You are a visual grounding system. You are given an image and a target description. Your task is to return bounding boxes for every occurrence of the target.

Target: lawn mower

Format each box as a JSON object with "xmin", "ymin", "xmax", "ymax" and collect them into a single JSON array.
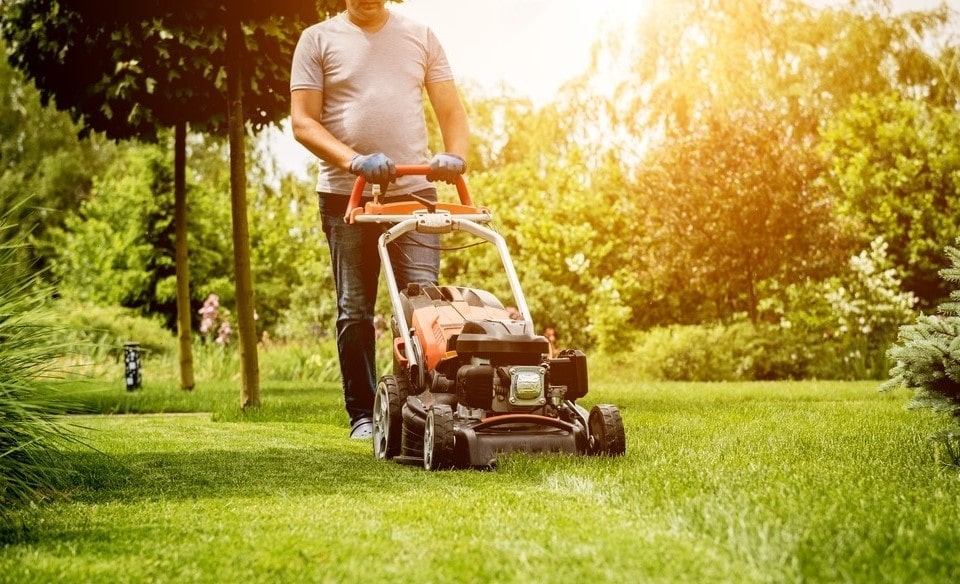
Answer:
[{"xmin": 347, "ymin": 166, "xmax": 626, "ymax": 470}]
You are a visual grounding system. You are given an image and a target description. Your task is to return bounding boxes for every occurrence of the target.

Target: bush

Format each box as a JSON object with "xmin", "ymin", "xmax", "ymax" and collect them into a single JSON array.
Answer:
[
  {"xmin": 630, "ymin": 324, "xmax": 739, "ymax": 381},
  {"xmin": 883, "ymin": 238, "xmax": 960, "ymax": 416},
  {"xmin": 51, "ymin": 299, "xmax": 175, "ymax": 366},
  {"xmin": 625, "ymin": 322, "xmax": 808, "ymax": 382},
  {"xmin": 0, "ymin": 225, "xmax": 83, "ymax": 534},
  {"xmin": 619, "ymin": 319, "xmax": 889, "ymax": 382}
]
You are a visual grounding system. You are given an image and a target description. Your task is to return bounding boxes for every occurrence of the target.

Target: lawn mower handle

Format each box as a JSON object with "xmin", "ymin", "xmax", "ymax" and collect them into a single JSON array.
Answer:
[{"xmin": 346, "ymin": 165, "xmax": 472, "ymax": 218}]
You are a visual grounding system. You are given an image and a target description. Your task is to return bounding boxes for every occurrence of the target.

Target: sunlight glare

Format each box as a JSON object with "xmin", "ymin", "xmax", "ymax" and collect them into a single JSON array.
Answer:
[{"xmin": 391, "ymin": 0, "xmax": 651, "ymax": 105}]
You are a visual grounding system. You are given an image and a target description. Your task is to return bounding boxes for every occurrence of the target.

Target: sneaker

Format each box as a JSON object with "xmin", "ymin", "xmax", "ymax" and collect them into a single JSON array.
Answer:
[{"xmin": 350, "ymin": 416, "xmax": 373, "ymax": 440}]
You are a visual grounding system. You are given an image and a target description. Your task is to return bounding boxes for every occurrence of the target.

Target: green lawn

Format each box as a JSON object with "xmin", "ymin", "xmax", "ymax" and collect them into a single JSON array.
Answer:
[{"xmin": 2, "ymin": 379, "xmax": 958, "ymax": 583}]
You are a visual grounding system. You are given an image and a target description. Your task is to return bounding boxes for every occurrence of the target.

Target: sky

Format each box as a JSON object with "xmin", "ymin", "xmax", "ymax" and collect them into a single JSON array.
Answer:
[
  {"xmin": 391, "ymin": 0, "xmax": 649, "ymax": 106},
  {"xmin": 274, "ymin": 0, "xmax": 957, "ymax": 176}
]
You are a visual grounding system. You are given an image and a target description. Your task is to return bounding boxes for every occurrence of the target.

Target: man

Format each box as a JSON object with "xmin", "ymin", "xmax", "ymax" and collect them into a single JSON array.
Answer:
[{"xmin": 290, "ymin": 0, "xmax": 470, "ymax": 439}]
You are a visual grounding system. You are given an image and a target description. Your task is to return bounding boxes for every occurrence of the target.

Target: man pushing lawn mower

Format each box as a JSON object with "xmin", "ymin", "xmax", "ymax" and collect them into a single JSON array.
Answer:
[
  {"xmin": 290, "ymin": 1, "xmax": 625, "ymax": 467},
  {"xmin": 290, "ymin": 0, "xmax": 469, "ymax": 440}
]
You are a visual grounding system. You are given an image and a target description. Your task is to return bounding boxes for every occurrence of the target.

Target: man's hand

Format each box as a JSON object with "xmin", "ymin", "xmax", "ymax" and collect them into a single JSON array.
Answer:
[
  {"xmin": 427, "ymin": 153, "xmax": 466, "ymax": 184},
  {"xmin": 349, "ymin": 152, "xmax": 396, "ymax": 184}
]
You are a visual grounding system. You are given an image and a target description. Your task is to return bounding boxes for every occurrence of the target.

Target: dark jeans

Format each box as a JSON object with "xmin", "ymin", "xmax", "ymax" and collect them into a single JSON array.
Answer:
[{"xmin": 318, "ymin": 190, "xmax": 440, "ymax": 424}]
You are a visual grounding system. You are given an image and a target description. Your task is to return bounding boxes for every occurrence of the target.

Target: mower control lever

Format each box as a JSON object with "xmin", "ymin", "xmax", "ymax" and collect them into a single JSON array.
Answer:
[{"xmin": 408, "ymin": 192, "xmax": 437, "ymax": 213}]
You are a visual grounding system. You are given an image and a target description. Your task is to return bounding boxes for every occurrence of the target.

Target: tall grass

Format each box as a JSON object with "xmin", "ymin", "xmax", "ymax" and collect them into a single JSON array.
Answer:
[{"xmin": 0, "ymin": 225, "xmax": 84, "ymax": 535}]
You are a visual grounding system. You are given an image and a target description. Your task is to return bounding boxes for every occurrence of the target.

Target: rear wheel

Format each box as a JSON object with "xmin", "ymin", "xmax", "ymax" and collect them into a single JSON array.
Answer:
[
  {"xmin": 373, "ymin": 375, "xmax": 406, "ymax": 460},
  {"xmin": 588, "ymin": 404, "xmax": 626, "ymax": 456},
  {"xmin": 423, "ymin": 404, "xmax": 455, "ymax": 470}
]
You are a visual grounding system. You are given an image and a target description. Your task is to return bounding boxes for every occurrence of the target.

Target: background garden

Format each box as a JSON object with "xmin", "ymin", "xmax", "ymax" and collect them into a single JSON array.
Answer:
[{"xmin": 2, "ymin": 0, "xmax": 960, "ymax": 581}]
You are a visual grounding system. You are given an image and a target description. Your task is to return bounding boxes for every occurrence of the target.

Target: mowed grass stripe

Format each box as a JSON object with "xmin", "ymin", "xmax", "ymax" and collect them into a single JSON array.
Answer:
[{"xmin": 1, "ymin": 381, "xmax": 957, "ymax": 583}]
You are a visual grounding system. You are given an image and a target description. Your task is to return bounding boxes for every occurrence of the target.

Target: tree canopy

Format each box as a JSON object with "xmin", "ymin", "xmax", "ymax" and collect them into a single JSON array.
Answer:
[{"xmin": 1, "ymin": 0, "xmax": 329, "ymax": 140}]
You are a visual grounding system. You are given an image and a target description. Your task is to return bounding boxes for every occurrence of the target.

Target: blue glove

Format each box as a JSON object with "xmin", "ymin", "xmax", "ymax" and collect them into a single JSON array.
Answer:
[
  {"xmin": 427, "ymin": 152, "xmax": 466, "ymax": 184},
  {"xmin": 349, "ymin": 152, "xmax": 396, "ymax": 184}
]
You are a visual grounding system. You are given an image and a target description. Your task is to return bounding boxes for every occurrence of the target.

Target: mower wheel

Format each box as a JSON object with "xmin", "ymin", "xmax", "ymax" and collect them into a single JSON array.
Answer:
[
  {"xmin": 423, "ymin": 404, "xmax": 455, "ymax": 470},
  {"xmin": 373, "ymin": 375, "xmax": 405, "ymax": 460},
  {"xmin": 588, "ymin": 404, "xmax": 626, "ymax": 456}
]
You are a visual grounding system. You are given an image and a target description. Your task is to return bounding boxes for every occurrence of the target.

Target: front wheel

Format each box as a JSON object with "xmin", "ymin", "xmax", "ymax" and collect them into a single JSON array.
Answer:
[
  {"xmin": 373, "ymin": 375, "xmax": 405, "ymax": 460},
  {"xmin": 588, "ymin": 404, "xmax": 626, "ymax": 456},
  {"xmin": 423, "ymin": 404, "xmax": 455, "ymax": 470}
]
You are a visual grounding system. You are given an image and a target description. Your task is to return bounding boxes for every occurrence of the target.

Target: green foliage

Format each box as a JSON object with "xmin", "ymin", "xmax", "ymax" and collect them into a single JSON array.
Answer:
[
  {"xmin": 0, "ymin": 221, "xmax": 82, "ymax": 533},
  {"xmin": 439, "ymin": 142, "xmax": 647, "ymax": 350},
  {"xmin": 624, "ymin": 237, "xmax": 919, "ymax": 381},
  {"xmin": 248, "ymin": 173, "xmax": 334, "ymax": 340},
  {"xmin": 44, "ymin": 131, "xmax": 337, "ymax": 340},
  {"xmin": 822, "ymin": 236, "xmax": 919, "ymax": 374},
  {"xmin": 568, "ymin": 0, "xmax": 959, "ymax": 327},
  {"xmin": 0, "ymin": 0, "xmax": 339, "ymax": 140},
  {"xmin": 625, "ymin": 321, "xmax": 817, "ymax": 382},
  {"xmin": 632, "ymin": 107, "xmax": 848, "ymax": 324},
  {"xmin": 591, "ymin": 0, "xmax": 956, "ymax": 144},
  {"xmin": 883, "ymin": 239, "xmax": 960, "ymax": 426},
  {"xmin": 47, "ymin": 135, "xmax": 240, "ymax": 329},
  {"xmin": 50, "ymin": 143, "xmax": 173, "ymax": 309},
  {"xmin": 51, "ymin": 299, "xmax": 175, "ymax": 360},
  {"xmin": 632, "ymin": 323, "xmax": 743, "ymax": 381},
  {"xmin": 0, "ymin": 39, "xmax": 118, "ymax": 269},
  {"xmin": 756, "ymin": 236, "xmax": 919, "ymax": 379},
  {"xmin": 820, "ymin": 92, "xmax": 960, "ymax": 307}
]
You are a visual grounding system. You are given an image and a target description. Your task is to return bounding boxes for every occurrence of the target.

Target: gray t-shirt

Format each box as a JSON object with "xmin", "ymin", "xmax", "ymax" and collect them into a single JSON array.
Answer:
[{"xmin": 290, "ymin": 10, "xmax": 454, "ymax": 196}]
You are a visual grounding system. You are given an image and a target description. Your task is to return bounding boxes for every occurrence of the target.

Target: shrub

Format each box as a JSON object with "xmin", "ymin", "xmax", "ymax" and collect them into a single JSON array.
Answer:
[
  {"xmin": 630, "ymin": 324, "xmax": 738, "ymax": 381},
  {"xmin": 46, "ymin": 299, "xmax": 174, "ymax": 379},
  {"xmin": 0, "ymin": 225, "xmax": 82, "ymax": 534},
  {"xmin": 625, "ymin": 321, "xmax": 813, "ymax": 382},
  {"xmin": 52, "ymin": 299, "xmax": 174, "ymax": 356},
  {"xmin": 883, "ymin": 238, "xmax": 960, "ymax": 416}
]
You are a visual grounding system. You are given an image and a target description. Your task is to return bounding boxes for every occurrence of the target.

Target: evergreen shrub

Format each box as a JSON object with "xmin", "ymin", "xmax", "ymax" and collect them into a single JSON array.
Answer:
[
  {"xmin": 883, "ymin": 240, "xmax": 960, "ymax": 407},
  {"xmin": 883, "ymin": 239, "xmax": 960, "ymax": 461}
]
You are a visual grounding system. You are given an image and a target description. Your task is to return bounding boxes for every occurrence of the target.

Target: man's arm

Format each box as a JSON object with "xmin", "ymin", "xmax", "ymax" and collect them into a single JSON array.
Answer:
[
  {"xmin": 425, "ymin": 80, "xmax": 470, "ymax": 160},
  {"xmin": 290, "ymin": 88, "xmax": 356, "ymax": 171}
]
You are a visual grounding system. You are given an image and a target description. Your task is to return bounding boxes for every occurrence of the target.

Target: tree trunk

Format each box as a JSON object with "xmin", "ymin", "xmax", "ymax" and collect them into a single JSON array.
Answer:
[
  {"xmin": 226, "ymin": 17, "xmax": 260, "ymax": 408},
  {"xmin": 174, "ymin": 120, "xmax": 196, "ymax": 390}
]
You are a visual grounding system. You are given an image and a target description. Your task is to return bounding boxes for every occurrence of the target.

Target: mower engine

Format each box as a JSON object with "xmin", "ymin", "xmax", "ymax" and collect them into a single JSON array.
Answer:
[{"xmin": 452, "ymin": 319, "xmax": 589, "ymax": 419}]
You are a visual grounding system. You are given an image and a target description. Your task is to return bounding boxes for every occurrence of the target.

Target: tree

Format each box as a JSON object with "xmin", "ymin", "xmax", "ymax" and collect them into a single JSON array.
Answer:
[
  {"xmin": 632, "ymin": 107, "xmax": 849, "ymax": 324},
  {"xmin": 0, "ymin": 39, "xmax": 117, "ymax": 266},
  {"xmin": 552, "ymin": 0, "xmax": 959, "ymax": 326},
  {"xmin": 819, "ymin": 92, "xmax": 960, "ymax": 308},
  {"xmin": 436, "ymin": 95, "xmax": 649, "ymax": 348},
  {"xmin": 1, "ymin": 0, "xmax": 339, "ymax": 407},
  {"xmin": 48, "ymin": 138, "xmax": 238, "ymax": 327},
  {"xmin": 588, "ymin": 0, "xmax": 957, "ymax": 147}
]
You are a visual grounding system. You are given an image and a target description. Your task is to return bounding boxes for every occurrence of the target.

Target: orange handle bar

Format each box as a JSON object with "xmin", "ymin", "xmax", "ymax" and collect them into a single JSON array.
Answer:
[{"xmin": 347, "ymin": 165, "xmax": 472, "ymax": 217}]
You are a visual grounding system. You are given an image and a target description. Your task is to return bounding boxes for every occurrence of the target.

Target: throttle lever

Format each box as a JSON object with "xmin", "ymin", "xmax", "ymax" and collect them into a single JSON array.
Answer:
[{"xmin": 409, "ymin": 192, "xmax": 437, "ymax": 213}]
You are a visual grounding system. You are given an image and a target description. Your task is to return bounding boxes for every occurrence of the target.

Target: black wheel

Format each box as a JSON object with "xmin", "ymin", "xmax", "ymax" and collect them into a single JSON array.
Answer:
[
  {"xmin": 373, "ymin": 375, "xmax": 406, "ymax": 460},
  {"xmin": 423, "ymin": 404, "xmax": 455, "ymax": 470},
  {"xmin": 588, "ymin": 404, "xmax": 626, "ymax": 456}
]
